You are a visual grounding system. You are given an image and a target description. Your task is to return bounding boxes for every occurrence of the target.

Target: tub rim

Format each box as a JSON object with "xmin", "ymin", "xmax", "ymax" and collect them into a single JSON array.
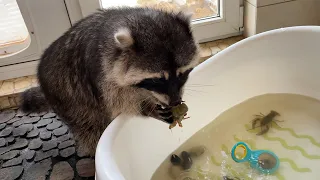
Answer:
[{"xmin": 95, "ymin": 26, "xmax": 320, "ymax": 180}]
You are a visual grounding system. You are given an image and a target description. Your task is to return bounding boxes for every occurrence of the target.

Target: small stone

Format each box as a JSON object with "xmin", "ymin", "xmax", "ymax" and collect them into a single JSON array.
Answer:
[
  {"xmin": 76, "ymin": 158, "xmax": 95, "ymax": 177},
  {"xmin": 42, "ymin": 140, "xmax": 58, "ymax": 151},
  {"xmin": 53, "ymin": 126, "xmax": 68, "ymax": 136},
  {"xmin": 25, "ymin": 158, "xmax": 52, "ymax": 180},
  {"xmin": 0, "ymin": 110, "xmax": 15, "ymax": 124},
  {"xmin": 58, "ymin": 140, "xmax": 75, "ymax": 149},
  {"xmin": 0, "ymin": 138, "xmax": 5, "ymax": 147},
  {"xmin": 56, "ymin": 134, "xmax": 70, "ymax": 142},
  {"xmin": 2, "ymin": 156, "xmax": 23, "ymax": 167},
  {"xmin": 11, "ymin": 138, "xmax": 28, "ymax": 150},
  {"xmin": 12, "ymin": 120, "xmax": 24, "ymax": 127},
  {"xmin": 43, "ymin": 112, "xmax": 56, "ymax": 119},
  {"xmin": 6, "ymin": 117, "xmax": 20, "ymax": 124},
  {"xmin": 189, "ymin": 145, "xmax": 206, "ymax": 157},
  {"xmin": 29, "ymin": 139, "xmax": 42, "ymax": 150},
  {"xmin": 13, "ymin": 124, "xmax": 33, "ymax": 137},
  {"xmin": 0, "ymin": 127, "xmax": 13, "ymax": 137},
  {"xmin": 0, "ymin": 123, "xmax": 6, "ymax": 130},
  {"xmin": 0, "ymin": 150, "xmax": 19, "ymax": 160},
  {"xmin": 170, "ymin": 154, "xmax": 182, "ymax": 166},
  {"xmin": 168, "ymin": 166, "xmax": 182, "ymax": 179},
  {"xmin": 0, "ymin": 166, "xmax": 24, "ymax": 180},
  {"xmin": 34, "ymin": 149, "xmax": 58, "ymax": 162},
  {"xmin": 181, "ymin": 151, "xmax": 191, "ymax": 159},
  {"xmin": 6, "ymin": 136, "xmax": 15, "ymax": 144},
  {"xmin": 23, "ymin": 117, "xmax": 41, "ymax": 124},
  {"xmin": 36, "ymin": 118, "xmax": 53, "ymax": 128},
  {"xmin": 26, "ymin": 128, "xmax": 39, "ymax": 138},
  {"xmin": 181, "ymin": 151, "xmax": 192, "ymax": 170},
  {"xmin": 182, "ymin": 158, "xmax": 192, "ymax": 170},
  {"xmin": 25, "ymin": 150, "xmax": 35, "ymax": 161},
  {"xmin": 40, "ymin": 131, "xmax": 52, "ymax": 140},
  {"xmin": 50, "ymin": 161, "xmax": 74, "ymax": 180},
  {"xmin": 60, "ymin": 147, "xmax": 75, "ymax": 158},
  {"xmin": 46, "ymin": 121, "xmax": 62, "ymax": 131}
]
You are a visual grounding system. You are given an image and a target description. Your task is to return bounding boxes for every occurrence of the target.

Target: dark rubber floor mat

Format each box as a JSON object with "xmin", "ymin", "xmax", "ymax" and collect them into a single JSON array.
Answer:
[{"xmin": 0, "ymin": 109, "xmax": 95, "ymax": 180}]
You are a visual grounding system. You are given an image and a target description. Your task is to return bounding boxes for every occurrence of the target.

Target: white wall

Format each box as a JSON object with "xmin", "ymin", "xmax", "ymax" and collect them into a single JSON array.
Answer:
[{"xmin": 244, "ymin": 0, "xmax": 320, "ymax": 37}]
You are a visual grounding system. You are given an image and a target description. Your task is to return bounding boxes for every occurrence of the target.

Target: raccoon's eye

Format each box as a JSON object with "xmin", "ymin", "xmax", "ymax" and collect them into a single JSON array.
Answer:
[{"xmin": 134, "ymin": 78, "xmax": 166, "ymax": 90}]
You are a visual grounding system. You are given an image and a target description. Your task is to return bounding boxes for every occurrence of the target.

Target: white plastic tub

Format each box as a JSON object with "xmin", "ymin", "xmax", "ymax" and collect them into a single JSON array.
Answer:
[{"xmin": 95, "ymin": 26, "xmax": 320, "ymax": 180}]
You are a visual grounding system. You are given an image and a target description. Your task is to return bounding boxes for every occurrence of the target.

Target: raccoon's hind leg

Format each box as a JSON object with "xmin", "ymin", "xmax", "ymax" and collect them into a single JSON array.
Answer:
[
  {"xmin": 60, "ymin": 107, "xmax": 112, "ymax": 157},
  {"xmin": 71, "ymin": 118, "xmax": 110, "ymax": 157}
]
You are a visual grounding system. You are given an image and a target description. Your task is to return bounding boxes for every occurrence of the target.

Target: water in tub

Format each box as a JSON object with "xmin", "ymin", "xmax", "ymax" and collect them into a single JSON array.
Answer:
[{"xmin": 151, "ymin": 93, "xmax": 320, "ymax": 180}]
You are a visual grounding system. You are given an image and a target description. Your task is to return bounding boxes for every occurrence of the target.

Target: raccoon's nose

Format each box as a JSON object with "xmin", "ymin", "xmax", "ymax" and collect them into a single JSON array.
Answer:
[{"xmin": 169, "ymin": 99, "xmax": 182, "ymax": 107}]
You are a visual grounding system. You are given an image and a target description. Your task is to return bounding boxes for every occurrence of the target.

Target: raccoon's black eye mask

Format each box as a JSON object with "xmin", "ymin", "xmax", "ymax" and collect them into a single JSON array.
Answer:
[
  {"xmin": 178, "ymin": 68, "xmax": 193, "ymax": 82},
  {"xmin": 134, "ymin": 68, "xmax": 193, "ymax": 92}
]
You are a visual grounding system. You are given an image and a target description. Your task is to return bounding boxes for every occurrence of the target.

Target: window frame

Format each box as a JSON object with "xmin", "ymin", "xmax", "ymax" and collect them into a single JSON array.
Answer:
[
  {"xmin": 0, "ymin": 0, "xmax": 243, "ymax": 81},
  {"xmin": 191, "ymin": 0, "xmax": 243, "ymax": 43},
  {"xmin": 0, "ymin": 0, "xmax": 40, "ymax": 66},
  {"xmin": 77, "ymin": 0, "xmax": 243, "ymax": 43},
  {"xmin": 0, "ymin": 0, "xmax": 72, "ymax": 81}
]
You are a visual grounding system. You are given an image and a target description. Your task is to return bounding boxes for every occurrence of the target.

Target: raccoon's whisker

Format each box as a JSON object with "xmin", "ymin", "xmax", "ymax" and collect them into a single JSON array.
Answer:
[
  {"xmin": 187, "ymin": 83, "xmax": 215, "ymax": 86},
  {"xmin": 184, "ymin": 88, "xmax": 208, "ymax": 94},
  {"xmin": 140, "ymin": 99, "xmax": 152, "ymax": 111},
  {"xmin": 138, "ymin": 95, "xmax": 155, "ymax": 112},
  {"xmin": 186, "ymin": 85, "xmax": 215, "ymax": 88},
  {"xmin": 184, "ymin": 92, "xmax": 193, "ymax": 97},
  {"xmin": 186, "ymin": 85, "xmax": 215, "ymax": 87}
]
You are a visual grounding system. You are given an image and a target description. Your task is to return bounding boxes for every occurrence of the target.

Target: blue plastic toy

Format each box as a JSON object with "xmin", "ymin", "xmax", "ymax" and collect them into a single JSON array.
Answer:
[{"xmin": 231, "ymin": 141, "xmax": 280, "ymax": 174}]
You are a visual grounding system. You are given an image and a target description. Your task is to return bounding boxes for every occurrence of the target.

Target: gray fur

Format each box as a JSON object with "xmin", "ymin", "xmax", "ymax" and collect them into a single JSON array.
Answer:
[{"xmin": 20, "ymin": 7, "xmax": 199, "ymax": 156}]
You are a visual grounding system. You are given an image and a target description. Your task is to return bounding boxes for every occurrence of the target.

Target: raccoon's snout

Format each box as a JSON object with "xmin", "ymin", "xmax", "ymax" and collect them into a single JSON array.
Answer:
[
  {"xmin": 151, "ymin": 92, "xmax": 182, "ymax": 107},
  {"xmin": 169, "ymin": 97, "xmax": 182, "ymax": 107}
]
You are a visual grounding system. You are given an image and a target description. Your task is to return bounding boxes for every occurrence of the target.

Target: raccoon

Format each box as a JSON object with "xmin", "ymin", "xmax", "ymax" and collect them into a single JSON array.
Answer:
[{"xmin": 20, "ymin": 7, "xmax": 199, "ymax": 156}]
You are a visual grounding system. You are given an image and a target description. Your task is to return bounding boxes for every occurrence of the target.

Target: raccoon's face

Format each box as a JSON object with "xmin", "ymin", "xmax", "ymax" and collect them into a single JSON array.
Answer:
[{"xmin": 111, "ymin": 9, "xmax": 199, "ymax": 107}]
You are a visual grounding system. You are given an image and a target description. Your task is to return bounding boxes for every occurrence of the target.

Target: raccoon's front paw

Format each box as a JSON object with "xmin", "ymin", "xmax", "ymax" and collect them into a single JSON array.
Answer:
[
  {"xmin": 154, "ymin": 105, "xmax": 173, "ymax": 122},
  {"xmin": 145, "ymin": 105, "xmax": 173, "ymax": 124}
]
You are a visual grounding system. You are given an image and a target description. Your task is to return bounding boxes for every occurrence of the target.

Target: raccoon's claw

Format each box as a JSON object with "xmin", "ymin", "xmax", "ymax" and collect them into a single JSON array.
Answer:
[
  {"xmin": 157, "ymin": 109, "xmax": 173, "ymax": 122},
  {"xmin": 151, "ymin": 113, "xmax": 173, "ymax": 124},
  {"xmin": 151, "ymin": 105, "xmax": 173, "ymax": 124},
  {"xmin": 163, "ymin": 117, "xmax": 174, "ymax": 124}
]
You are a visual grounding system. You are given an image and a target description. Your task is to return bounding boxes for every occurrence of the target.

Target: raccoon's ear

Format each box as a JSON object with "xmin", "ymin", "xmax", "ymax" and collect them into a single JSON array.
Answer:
[
  {"xmin": 114, "ymin": 28, "xmax": 134, "ymax": 48},
  {"xmin": 176, "ymin": 11, "xmax": 193, "ymax": 23}
]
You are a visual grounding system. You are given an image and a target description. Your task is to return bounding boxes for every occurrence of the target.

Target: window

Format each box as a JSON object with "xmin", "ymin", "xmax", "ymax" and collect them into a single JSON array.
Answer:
[
  {"xmin": 102, "ymin": 0, "xmax": 219, "ymax": 21},
  {"xmin": 80, "ymin": 0, "xmax": 243, "ymax": 43},
  {"xmin": 0, "ymin": 0, "xmax": 71, "ymax": 81},
  {"xmin": 0, "ymin": 0, "xmax": 242, "ymax": 81},
  {"xmin": 0, "ymin": 0, "xmax": 30, "ymax": 58}
]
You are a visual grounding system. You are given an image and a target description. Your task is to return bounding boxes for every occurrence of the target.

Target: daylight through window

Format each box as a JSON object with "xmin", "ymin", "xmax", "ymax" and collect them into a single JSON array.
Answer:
[{"xmin": 0, "ymin": 0, "xmax": 30, "ymax": 57}]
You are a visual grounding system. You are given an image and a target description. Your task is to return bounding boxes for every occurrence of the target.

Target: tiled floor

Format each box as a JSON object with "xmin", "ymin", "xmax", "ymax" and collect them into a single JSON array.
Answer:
[{"xmin": 0, "ymin": 110, "xmax": 95, "ymax": 180}]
